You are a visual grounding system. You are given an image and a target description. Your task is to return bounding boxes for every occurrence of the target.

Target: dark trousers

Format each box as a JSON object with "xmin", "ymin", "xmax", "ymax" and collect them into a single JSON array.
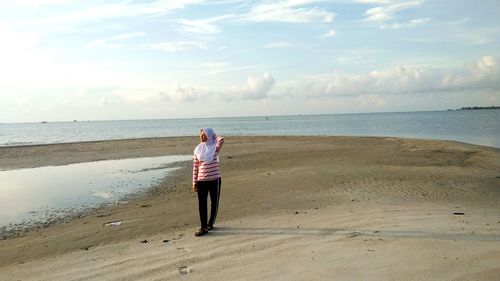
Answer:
[{"xmin": 197, "ymin": 178, "xmax": 221, "ymax": 228}]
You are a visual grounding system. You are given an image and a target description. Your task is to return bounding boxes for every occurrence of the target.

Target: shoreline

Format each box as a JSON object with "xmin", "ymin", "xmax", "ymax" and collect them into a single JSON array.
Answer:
[
  {"xmin": 1, "ymin": 134, "xmax": 499, "ymax": 152},
  {"xmin": 0, "ymin": 136, "xmax": 499, "ymax": 280}
]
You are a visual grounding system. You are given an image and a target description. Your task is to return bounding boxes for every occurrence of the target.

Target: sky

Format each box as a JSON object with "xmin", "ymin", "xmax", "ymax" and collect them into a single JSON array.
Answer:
[{"xmin": 0, "ymin": 0, "xmax": 499, "ymax": 122}]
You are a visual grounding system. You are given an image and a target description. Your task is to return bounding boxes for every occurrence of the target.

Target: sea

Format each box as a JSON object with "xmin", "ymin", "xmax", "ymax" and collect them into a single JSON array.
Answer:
[{"xmin": 1, "ymin": 110, "xmax": 499, "ymax": 148}]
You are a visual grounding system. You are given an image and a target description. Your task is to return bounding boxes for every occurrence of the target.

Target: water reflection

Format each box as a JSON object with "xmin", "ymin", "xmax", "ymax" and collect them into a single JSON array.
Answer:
[{"xmin": 0, "ymin": 155, "xmax": 191, "ymax": 229}]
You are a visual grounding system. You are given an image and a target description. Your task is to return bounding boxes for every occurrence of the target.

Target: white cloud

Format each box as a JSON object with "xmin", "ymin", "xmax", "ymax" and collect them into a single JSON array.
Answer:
[
  {"xmin": 235, "ymin": 72, "xmax": 276, "ymax": 100},
  {"xmin": 22, "ymin": 0, "xmax": 204, "ymax": 27},
  {"xmin": 243, "ymin": 1, "xmax": 334, "ymax": 23},
  {"xmin": 320, "ymin": 29, "xmax": 336, "ymax": 38},
  {"xmin": 85, "ymin": 32, "xmax": 146, "ymax": 49},
  {"xmin": 357, "ymin": 94, "xmax": 388, "ymax": 108},
  {"xmin": 177, "ymin": 14, "xmax": 235, "ymax": 34},
  {"xmin": 99, "ymin": 92, "xmax": 124, "ymax": 106},
  {"xmin": 265, "ymin": 41, "xmax": 294, "ymax": 48},
  {"xmin": 175, "ymin": 0, "xmax": 335, "ymax": 31},
  {"xmin": 10, "ymin": 0, "xmax": 75, "ymax": 6},
  {"xmin": 99, "ymin": 88, "xmax": 151, "ymax": 106},
  {"xmin": 356, "ymin": 0, "xmax": 392, "ymax": 4},
  {"xmin": 446, "ymin": 17, "xmax": 471, "ymax": 26},
  {"xmin": 141, "ymin": 41, "xmax": 207, "ymax": 52},
  {"xmin": 203, "ymin": 64, "xmax": 272, "ymax": 76},
  {"xmin": 364, "ymin": 1, "xmax": 423, "ymax": 22},
  {"xmin": 202, "ymin": 62, "xmax": 230, "ymax": 68},
  {"xmin": 124, "ymin": 73, "xmax": 277, "ymax": 104},
  {"xmin": 380, "ymin": 17, "xmax": 430, "ymax": 29},
  {"xmin": 177, "ymin": 18, "xmax": 221, "ymax": 34},
  {"xmin": 202, "ymin": 61, "xmax": 231, "ymax": 75},
  {"xmin": 288, "ymin": 56, "xmax": 500, "ymax": 97},
  {"xmin": 112, "ymin": 32, "xmax": 147, "ymax": 40},
  {"xmin": 455, "ymin": 32, "xmax": 493, "ymax": 45},
  {"xmin": 362, "ymin": 1, "xmax": 432, "ymax": 30},
  {"xmin": 165, "ymin": 83, "xmax": 198, "ymax": 102}
]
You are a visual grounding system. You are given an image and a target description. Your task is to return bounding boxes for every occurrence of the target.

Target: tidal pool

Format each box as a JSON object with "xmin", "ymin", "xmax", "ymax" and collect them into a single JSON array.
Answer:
[{"xmin": 0, "ymin": 155, "xmax": 191, "ymax": 231}]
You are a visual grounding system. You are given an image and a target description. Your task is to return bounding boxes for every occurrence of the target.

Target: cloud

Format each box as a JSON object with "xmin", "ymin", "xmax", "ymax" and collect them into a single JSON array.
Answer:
[
  {"xmin": 364, "ymin": 1, "xmax": 423, "ymax": 22},
  {"xmin": 22, "ymin": 0, "xmax": 204, "ymax": 27},
  {"xmin": 99, "ymin": 92, "xmax": 125, "ymax": 106},
  {"xmin": 10, "ymin": 0, "xmax": 75, "ymax": 6},
  {"xmin": 85, "ymin": 32, "xmax": 146, "ymax": 49},
  {"xmin": 242, "ymin": 1, "xmax": 334, "ymax": 23},
  {"xmin": 166, "ymin": 83, "xmax": 198, "ymax": 102},
  {"xmin": 361, "ymin": 1, "xmax": 431, "ymax": 30},
  {"xmin": 320, "ymin": 29, "xmax": 337, "ymax": 38},
  {"xmin": 94, "ymin": 56, "xmax": 500, "ymax": 107},
  {"xmin": 203, "ymin": 63, "xmax": 272, "ymax": 76},
  {"xmin": 231, "ymin": 72, "xmax": 276, "ymax": 100},
  {"xmin": 455, "ymin": 32, "xmax": 494, "ymax": 45},
  {"xmin": 156, "ymin": 73, "xmax": 276, "ymax": 103},
  {"xmin": 173, "ymin": 0, "xmax": 335, "ymax": 36},
  {"xmin": 141, "ymin": 41, "xmax": 207, "ymax": 52},
  {"xmin": 99, "ymin": 88, "xmax": 159, "ymax": 106},
  {"xmin": 356, "ymin": 0, "xmax": 392, "ymax": 4},
  {"xmin": 265, "ymin": 41, "xmax": 294, "ymax": 48},
  {"xmin": 177, "ymin": 18, "xmax": 221, "ymax": 34},
  {"xmin": 379, "ymin": 17, "xmax": 430, "ymax": 29},
  {"xmin": 158, "ymin": 83, "xmax": 201, "ymax": 103},
  {"xmin": 176, "ymin": 14, "xmax": 235, "ymax": 35},
  {"xmin": 201, "ymin": 61, "xmax": 231, "ymax": 75},
  {"xmin": 202, "ymin": 62, "xmax": 230, "ymax": 68},
  {"xmin": 289, "ymin": 56, "xmax": 500, "ymax": 97},
  {"xmin": 357, "ymin": 94, "xmax": 388, "ymax": 108}
]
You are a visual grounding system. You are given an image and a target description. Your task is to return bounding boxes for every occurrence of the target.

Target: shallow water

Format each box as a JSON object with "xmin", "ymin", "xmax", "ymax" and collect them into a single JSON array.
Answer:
[{"xmin": 0, "ymin": 155, "xmax": 191, "ymax": 230}]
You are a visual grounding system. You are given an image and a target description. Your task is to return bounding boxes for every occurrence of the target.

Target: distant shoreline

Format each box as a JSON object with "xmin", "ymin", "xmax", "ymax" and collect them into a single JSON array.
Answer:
[
  {"xmin": 454, "ymin": 106, "xmax": 500, "ymax": 110},
  {"xmin": 1, "ymin": 107, "xmax": 499, "ymax": 124}
]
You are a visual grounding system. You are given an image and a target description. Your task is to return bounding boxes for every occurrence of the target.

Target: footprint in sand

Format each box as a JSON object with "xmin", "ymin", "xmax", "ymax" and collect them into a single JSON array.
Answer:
[
  {"xmin": 176, "ymin": 247, "xmax": 192, "ymax": 253},
  {"xmin": 178, "ymin": 266, "xmax": 191, "ymax": 275},
  {"xmin": 345, "ymin": 231, "xmax": 363, "ymax": 238}
]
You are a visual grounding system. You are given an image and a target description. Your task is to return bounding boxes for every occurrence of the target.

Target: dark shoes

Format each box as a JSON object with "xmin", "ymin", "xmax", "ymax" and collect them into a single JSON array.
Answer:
[
  {"xmin": 194, "ymin": 228, "xmax": 209, "ymax": 237},
  {"xmin": 194, "ymin": 225, "xmax": 215, "ymax": 237}
]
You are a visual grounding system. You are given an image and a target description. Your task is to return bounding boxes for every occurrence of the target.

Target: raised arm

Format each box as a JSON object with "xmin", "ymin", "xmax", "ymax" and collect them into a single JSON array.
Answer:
[{"xmin": 216, "ymin": 136, "xmax": 224, "ymax": 153}]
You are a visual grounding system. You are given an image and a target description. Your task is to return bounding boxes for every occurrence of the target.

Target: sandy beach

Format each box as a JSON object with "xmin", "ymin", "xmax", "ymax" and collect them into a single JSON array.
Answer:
[{"xmin": 0, "ymin": 136, "xmax": 499, "ymax": 280}]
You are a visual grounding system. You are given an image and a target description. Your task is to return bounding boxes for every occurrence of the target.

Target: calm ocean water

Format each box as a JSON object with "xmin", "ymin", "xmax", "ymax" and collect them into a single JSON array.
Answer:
[{"xmin": 1, "ymin": 110, "xmax": 499, "ymax": 148}]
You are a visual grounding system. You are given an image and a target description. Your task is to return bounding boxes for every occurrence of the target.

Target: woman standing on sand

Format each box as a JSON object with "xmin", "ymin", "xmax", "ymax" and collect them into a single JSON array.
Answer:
[{"xmin": 192, "ymin": 128, "xmax": 224, "ymax": 237}]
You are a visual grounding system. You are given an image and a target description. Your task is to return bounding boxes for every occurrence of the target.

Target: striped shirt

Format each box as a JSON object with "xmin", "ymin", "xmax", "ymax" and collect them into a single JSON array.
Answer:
[{"xmin": 193, "ymin": 136, "xmax": 224, "ymax": 184}]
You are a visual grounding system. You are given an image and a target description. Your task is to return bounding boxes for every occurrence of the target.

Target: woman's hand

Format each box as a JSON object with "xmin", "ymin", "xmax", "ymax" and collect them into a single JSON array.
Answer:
[{"xmin": 192, "ymin": 183, "xmax": 198, "ymax": 192}]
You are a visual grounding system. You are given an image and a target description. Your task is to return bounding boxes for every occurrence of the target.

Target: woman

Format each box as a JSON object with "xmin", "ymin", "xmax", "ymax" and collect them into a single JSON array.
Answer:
[{"xmin": 192, "ymin": 128, "xmax": 224, "ymax": 237}]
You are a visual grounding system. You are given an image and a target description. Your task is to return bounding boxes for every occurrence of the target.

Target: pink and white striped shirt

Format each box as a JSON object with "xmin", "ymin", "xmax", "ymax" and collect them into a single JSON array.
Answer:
[{"xmin": 193, "ymin": 136, "xmax": 224, "ymax": 184}]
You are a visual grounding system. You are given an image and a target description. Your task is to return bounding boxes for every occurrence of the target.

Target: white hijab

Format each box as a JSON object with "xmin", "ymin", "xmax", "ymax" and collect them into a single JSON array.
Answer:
[{"xmin": 194, "ymin": 128, "xmax": 217, "ymax": 163}]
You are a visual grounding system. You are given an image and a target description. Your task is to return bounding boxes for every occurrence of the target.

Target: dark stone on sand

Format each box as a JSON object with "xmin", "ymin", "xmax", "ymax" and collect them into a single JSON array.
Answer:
[
  {"xmin": 453, "ymin": 212, "xmax": 465, "ymax": 215},
  {"xmin": 141, "ymin": 239, "xmax": 148, "ymax": 243}
]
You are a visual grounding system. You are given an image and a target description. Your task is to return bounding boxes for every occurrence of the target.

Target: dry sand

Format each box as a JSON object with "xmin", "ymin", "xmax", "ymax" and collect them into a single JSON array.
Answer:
[{"xmin": 0, "ymin": 136, "xmax": 499, "ymax": 280}]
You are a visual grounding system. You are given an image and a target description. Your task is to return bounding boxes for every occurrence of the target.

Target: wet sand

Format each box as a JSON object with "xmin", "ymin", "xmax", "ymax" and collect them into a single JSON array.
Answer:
[{"xmin": 0, "ymin": 136, "xmax": 499, "ymax": 280}]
